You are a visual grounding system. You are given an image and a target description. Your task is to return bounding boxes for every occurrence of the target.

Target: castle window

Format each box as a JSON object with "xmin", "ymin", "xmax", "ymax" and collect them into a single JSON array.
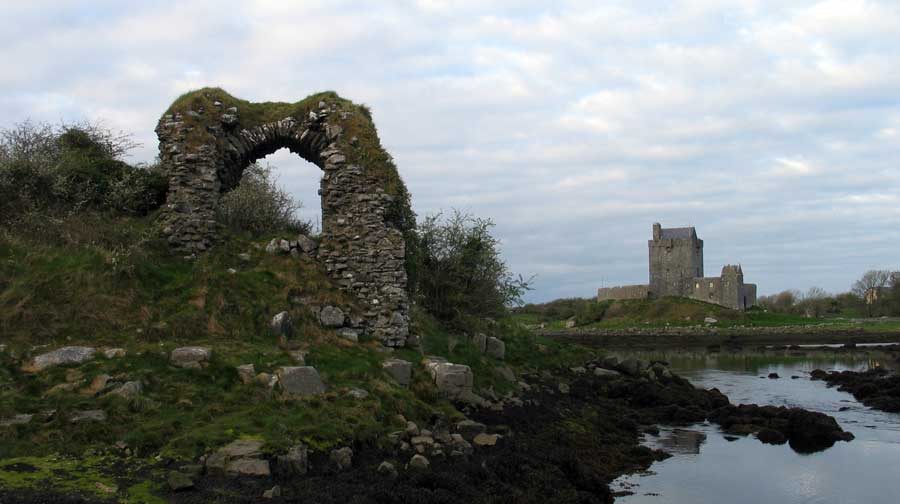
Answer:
[
  {"xmin": 695, "ymin": 282, "xmax": 700, "ymax": 289},
  {"xmin": 709, "ymin": 282, "xmax": 714, "ymax": 289}
]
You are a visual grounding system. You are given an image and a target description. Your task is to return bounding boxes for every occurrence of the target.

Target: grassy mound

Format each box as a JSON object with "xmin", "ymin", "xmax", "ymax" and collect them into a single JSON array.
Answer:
[{"xmin": 0, "ymin": 212, "xmax": 594, "ymax": 501}]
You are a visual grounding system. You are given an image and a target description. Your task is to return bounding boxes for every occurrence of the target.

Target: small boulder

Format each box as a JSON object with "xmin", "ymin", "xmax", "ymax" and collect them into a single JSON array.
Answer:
[
  {"xmin": 337, "ymin": 328, "xmax": 359, "ymax": 342},
  {"xmin": 170, "ymin": 347, "xmax": 212, "ymax": 369},
  {"xmin": 237, "ymin": 364, "xmax": 256, "ymax": 384},
  {"xmin": 107, "ymin": 381, "xmax": 143, "ymax": 400},
  {"xmin": 565, "ymin": 318, "xmax": 576, "ymax": 329},
  {"xmin": 226, "ymin": 458, "xmax": 271, "ymax": 477},
  {"xmin": 262, "ymin": 486, "xmax": 281, "ymax": 499},
  {"xmin": 167, "ymin": 471, "xmax": 194, "ymax": 491},
  {"xmin": 80, "ymin": 374, "xmax": 111, "ymax": 396},
  {"xmin": 69, "ymin": 410, "xmax": 107, "ymax": 424},
  {"xmin": 768, "ymin": 373, "xmax": 780, "ymax": 379},
  {"xmin": 0, "ymin": 414, "xmax": 33, "ymax": 427},
  {"xmin": 347, "ymin": 388, "xmax": 369, "ymax": 399},
  {"xmin": 424, "ymin": 359, "xmax": 473, "ymax": 399},
  {"xmin": 296, "ymin": 235, "xmax": 318, "ymax": 253},
  {"xmin": 276, "ymin": 366, "xmax": 326, "ymax": 397},
  {"xmin": 270, "ymin": 312, "xmax": 293, "ymax": 339},
  {"xmin": 219, "ymin": 439, "xmax": 264, "ymax": 458},
  {"xmin": 456, "ymin": 420, "xmax": 486, "ymax": 441},
  {"xmin": 473, "ymin": 433, "xmax": 500, "ymax": 447},
  {"xmin": 377, "ymin": 461, "xmax": 397, "ymax": 477},
  {"xmin": 409, "ymin": 454, "xmax": 429, "ymax": 470},
  {"xmin": 594, "ymin": 368, "xmax": 622, "ymax": 378},
  {"xmin": 23, "ymin": 346, "xmax": 96, "ymax": 372},
  {"xmin": 330, "ymin": 447, "xmax": 353, "ymax": 471},
  {"xmin": 103, "ymin": 348, "xmax": 126, "ymax": 359},
  {"xmin": 319, "ymin": 306, "xmax": 346, "ymax": 327},
  {"xmin": 276, "ymin": 444, "xmax": 308, "ymax": 477},
  {"xmin": 495, "ymin": 366, "xmax": 516, "ymax": 382},
  {"xmin": 382, "ymin": 358, "xmax": 412, "ymax": 386},
  {"xmin": 486, "ymin": 337, "xmax": 505, "ymax": 360},
  {"xmin": 472, "ymin": 333, "xmax": 487, "ymax": 353},
  {"xmin": 704, "ymin": 317, "xmax": 718, "ymax": 325}
]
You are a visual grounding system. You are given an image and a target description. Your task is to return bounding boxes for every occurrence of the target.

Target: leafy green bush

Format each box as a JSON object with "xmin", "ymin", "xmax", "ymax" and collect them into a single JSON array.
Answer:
[
  {"xmin": 415, "ymin": 210, "xmax": 531, "ymax": 325},
  {"xmin": 0, "ymin": 120, "xmax": 167, "ymax": 221},
  {"xmin": 216, "ymin": 162, "xmax": 311, "ymax": 236}
]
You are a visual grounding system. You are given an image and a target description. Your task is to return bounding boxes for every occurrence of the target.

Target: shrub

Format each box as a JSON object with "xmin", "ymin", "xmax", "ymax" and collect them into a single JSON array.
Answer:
[
  {"xmin": 0, "ymin": 120, "xmax": 166, "ymax": 220},
  {"xmin": 216, "ymin": 162, "xmax": 311, "ymax": 236},
  {"xmin": 415, "ymin": 210, "xmax": 532, "ymax": 324}
]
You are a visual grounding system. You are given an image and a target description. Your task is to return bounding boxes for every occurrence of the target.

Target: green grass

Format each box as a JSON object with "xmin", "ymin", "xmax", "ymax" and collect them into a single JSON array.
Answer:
[
  {"xmin": 514, "ymin": 296, "xmax": 900, "ymax": 331},
  {"xmin": 0, "ymin": 210, "xmax": 597, "ymax": 495}
]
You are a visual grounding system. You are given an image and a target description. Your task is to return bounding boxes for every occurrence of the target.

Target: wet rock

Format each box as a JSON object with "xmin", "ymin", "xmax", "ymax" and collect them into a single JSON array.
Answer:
[
  {"xmin": 270, "ymin": 311, "xmax": 293, "ymax": 339},
  {"xmin": 276, "ymin": 444, "xmax": 308, "ymax": 477},
  {"xmin": 170, "ymin": 347, "xmax": 211, "ymax": 369},
  {"xmin": 167, "ymin": 471, "xmax": 194, "ymax": 491},
  {"xmin": 768, "ymin": 373, "xmax": 780, "ymax": 379},
  {"xmin": 486, "ymin": 337, "xmax": 505, "ymax": 360},
  {"xmin": 23, "ymin": 346, "xmax": 96, "ymax": 372},
  {"xmin": 810, "ymin": 369, "xmax": 828, "ymax": 381},
  {"xmin": 756, "ymin": 428, "xmax": 787, "ymax": 445},
  {"xmin": 382, "ymin": 358, "xmax": 412, "ymax": 387},
  {"xmin": 409, "ymin": 454, "xmax": 429, "ymax": 470},
  {"xmin": 319, "ymin": 306, "xmax": 346, "ymax": 327},
  {"xmin": 330, "ymin": 447, "xmax": 353, "ymax": 470},
  {"xmin": 276, "ymin": 366, "xmax": 325, "ymax": 397},
  {"xmin": 618, "ymin": 359, "xmax": 649, "ymax": 377}
]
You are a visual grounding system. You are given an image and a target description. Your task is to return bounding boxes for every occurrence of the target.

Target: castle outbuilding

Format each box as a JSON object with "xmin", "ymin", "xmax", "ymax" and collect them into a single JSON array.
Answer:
[{"xmin": 598, "ymin": 223, "xmax": 757, "ymax": 310}]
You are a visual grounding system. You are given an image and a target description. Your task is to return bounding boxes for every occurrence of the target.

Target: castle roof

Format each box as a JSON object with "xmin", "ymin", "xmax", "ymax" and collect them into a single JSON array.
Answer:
[{"xmin": 659, "ymin": 227, "xmax": 695, "ymax": 240}]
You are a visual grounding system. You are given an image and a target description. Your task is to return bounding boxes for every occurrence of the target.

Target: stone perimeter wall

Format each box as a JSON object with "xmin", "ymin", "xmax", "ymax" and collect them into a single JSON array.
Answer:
[
  {"xmin": 597, "ymin": 284, "xmax": 650, "ymax": 301},
  {"xmin": 156, "ymin": 97, "xmax": 409, "ymax": 346}
]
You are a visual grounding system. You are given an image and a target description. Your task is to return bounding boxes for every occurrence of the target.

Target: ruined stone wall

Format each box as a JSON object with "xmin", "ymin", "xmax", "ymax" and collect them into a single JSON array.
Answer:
[
  {"xmin": 648, "ymin": 236, "xmax": 704, "ymax": 297},
  {"xmin": 597, "ymin": 284, "xmax": 650, "ymax": 302},
  {"xmin": 743, "ymin": 283, "xmax": 758, "ymax": 309},
  {"xmin": 156, "ymin": 90, "xmax": 410, "ymax": 346}
]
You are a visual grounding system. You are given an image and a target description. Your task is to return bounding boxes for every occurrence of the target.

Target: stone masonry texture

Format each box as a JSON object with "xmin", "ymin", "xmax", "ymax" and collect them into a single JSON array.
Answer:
[{"xmin": 155, "ymin": 89, "xmax": 410, "ymax": 346}]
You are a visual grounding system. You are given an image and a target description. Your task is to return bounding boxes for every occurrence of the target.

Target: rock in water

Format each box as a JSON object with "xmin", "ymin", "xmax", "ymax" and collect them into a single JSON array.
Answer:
[{"xmin": 23, "ymin": 346, "xmax": 96, "ymax": 372}]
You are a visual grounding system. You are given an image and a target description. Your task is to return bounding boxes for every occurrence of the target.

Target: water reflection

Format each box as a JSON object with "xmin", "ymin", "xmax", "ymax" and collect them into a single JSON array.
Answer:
[{"xmin": 610, "ymin": 350, "xmax": 900, "ymax": 504}]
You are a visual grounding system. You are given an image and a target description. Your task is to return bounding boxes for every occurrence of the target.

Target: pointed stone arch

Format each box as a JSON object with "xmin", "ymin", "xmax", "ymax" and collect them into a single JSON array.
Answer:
[{"xmin": 155, "ymin": 88, "xmax": 412, "ymax": 346}]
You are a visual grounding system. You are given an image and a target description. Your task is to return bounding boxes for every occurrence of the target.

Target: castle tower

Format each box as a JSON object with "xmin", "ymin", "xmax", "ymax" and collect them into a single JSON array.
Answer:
[{"xmin": 648, "ymin": 223, "xmax": 703, "ymax": 298}]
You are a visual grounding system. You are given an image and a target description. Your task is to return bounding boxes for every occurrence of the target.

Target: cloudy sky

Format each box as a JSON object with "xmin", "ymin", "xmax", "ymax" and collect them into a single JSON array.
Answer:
[{"xmin": 2, "ymin": 0, "xmax": 899, "ymax": 302}]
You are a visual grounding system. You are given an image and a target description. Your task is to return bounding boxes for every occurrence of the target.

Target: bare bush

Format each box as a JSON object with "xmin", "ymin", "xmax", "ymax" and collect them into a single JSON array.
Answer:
[{"xmin": 217, "ymin": 162, "xmax": 311, "ymax": 236}]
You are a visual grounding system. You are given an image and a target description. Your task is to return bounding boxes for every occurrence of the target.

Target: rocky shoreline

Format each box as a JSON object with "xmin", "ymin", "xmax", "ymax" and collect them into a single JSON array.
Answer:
[
  {"xmin": 811, "ymin": 368, "xmax": 900, "ymax": 413},
  {"xmin": 542, "ymin": 325, "xmax": 900, "ymax": 349},
  {"xmin": 0, "ymin": 358, "xmax": 854, "ymax": 504}
]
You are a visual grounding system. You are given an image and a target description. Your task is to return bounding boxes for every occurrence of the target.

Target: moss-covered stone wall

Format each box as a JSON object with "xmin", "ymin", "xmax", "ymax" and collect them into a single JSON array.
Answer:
[{"xmin": 156, "ymin": 88, "xmax": 411, "ymax": 346}]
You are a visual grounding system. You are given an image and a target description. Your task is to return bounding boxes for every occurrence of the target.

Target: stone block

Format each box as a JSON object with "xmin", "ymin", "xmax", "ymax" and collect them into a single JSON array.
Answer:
[
  {"xmin": 23, "ymin": 346, "xmax": 96, "ymax": 372},
  {"xmin": 170, "ymin": 347, "xmax": 212, "ymax": 369},
  {"xmin": 486, "ymin": 337, "xmax": 505, "ymax": 360},
  {"xmin": 276, "ymin": 366, "xmax": 326, "ymax": 397},
  {"xmin": 382, "ymin": 358, "xmax": 412, "ymax": 386}
]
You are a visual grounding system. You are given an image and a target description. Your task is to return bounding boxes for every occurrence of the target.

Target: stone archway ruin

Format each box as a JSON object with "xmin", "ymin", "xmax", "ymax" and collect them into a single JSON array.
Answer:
[{"xmin": 155, "ymin": 88, "xmax": 411, "ymax": 346}]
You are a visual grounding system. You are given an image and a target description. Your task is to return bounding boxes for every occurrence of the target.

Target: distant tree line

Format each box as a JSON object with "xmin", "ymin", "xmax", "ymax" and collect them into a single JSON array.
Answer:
[{"xmin": 758, "ymin": 270, "xmax": 900, "ymax": 318}]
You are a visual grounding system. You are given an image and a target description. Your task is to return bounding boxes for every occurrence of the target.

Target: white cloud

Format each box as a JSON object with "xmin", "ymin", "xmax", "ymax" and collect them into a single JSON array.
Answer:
[{"xmin": 2, "ymin": 0, "xmax": 899, "ymax": 300}]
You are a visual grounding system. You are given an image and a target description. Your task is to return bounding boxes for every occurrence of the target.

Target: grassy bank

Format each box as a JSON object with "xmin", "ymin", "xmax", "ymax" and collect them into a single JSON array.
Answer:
[{"xmin": 0, "ymin": 212, "xmax": 596, "ymax": 502}]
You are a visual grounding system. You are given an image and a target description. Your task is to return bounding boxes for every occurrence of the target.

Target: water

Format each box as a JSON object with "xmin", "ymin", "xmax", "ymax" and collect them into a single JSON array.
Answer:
[{"xmin": 610, "ymin": 350, "xmax": 900, "ymax": 503}]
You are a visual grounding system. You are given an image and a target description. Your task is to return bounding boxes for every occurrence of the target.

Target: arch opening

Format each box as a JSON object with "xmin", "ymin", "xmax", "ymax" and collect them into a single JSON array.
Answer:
[{"xmin": 156, "ymin": 88, "xmax": 412, "ymax": 347}]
